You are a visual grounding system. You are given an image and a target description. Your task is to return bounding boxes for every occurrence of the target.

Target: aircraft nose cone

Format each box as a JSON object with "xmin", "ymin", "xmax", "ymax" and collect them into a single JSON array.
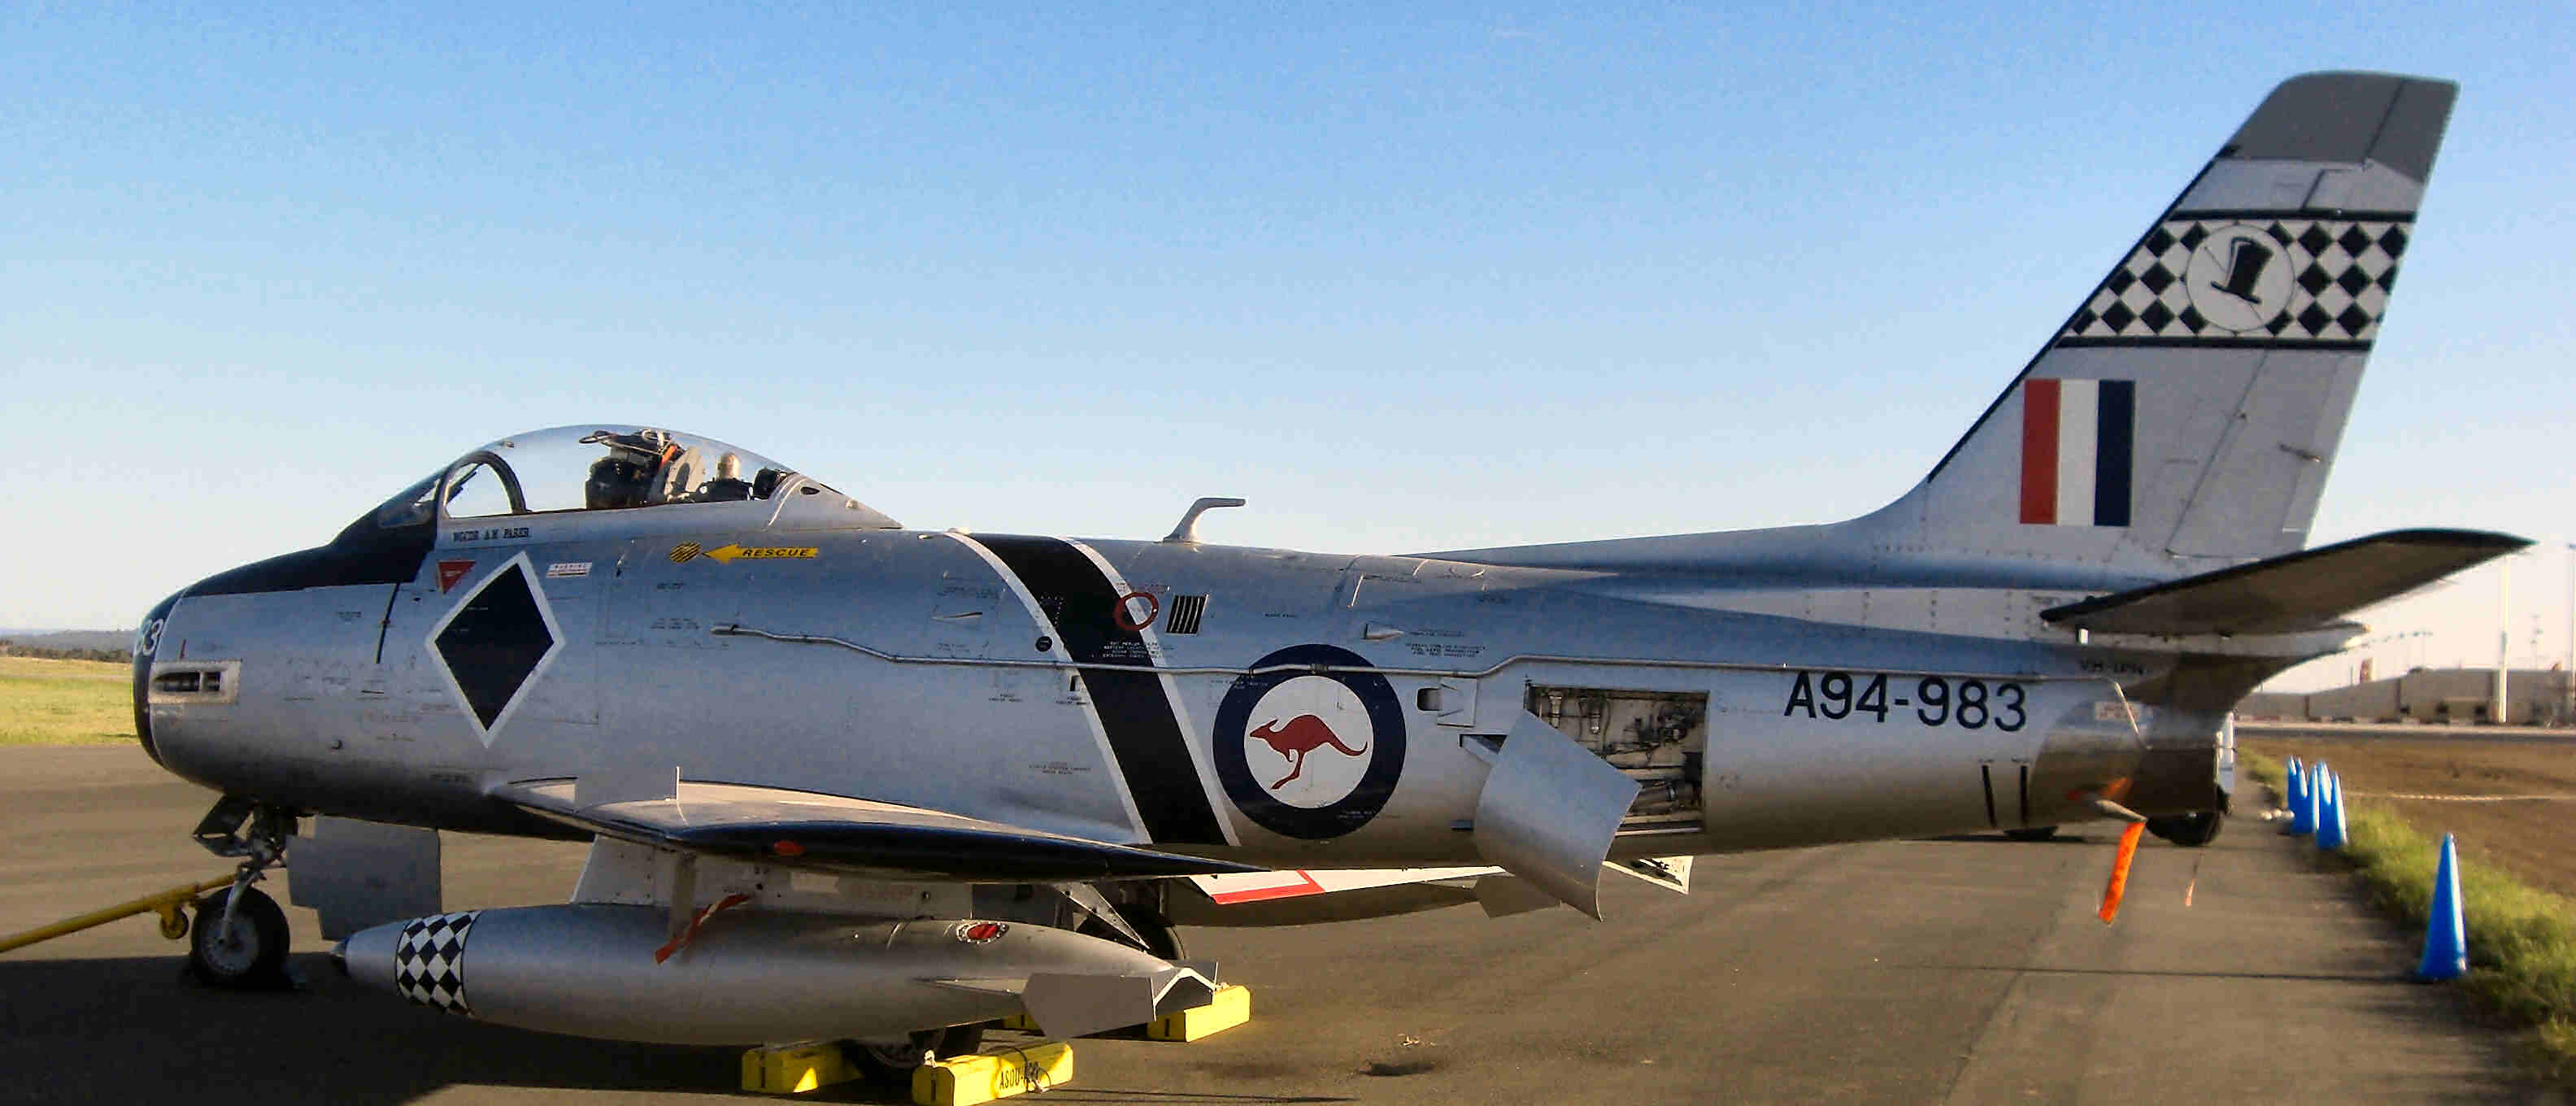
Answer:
[{"xmin": 128, "ymin": 590, "xmax": 183, "ymax": 769}]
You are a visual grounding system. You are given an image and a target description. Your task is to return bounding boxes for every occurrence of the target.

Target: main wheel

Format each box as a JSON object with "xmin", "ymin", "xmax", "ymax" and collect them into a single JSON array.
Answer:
[
  {"xmin": 846, "ymin": 1024, "xmax": 985, "ymax": 1086},
  {"xmin": 189, "ymin": 886, "xmax": 289, "ymax": 987},
  {"xmin": 2001, "ymin": 825, "xmax": 2060, "ymax": 842},
  {"xmin": 2147, "ymin": 811, "xmax": 2224, "ymax": 847}
]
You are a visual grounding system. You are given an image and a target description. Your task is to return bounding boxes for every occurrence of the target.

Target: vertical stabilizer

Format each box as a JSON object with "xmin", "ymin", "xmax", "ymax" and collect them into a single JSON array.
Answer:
[
  {"xmin": 1429, "ymin": 74, "xmax": 2459, "ymax": 586},
  {"xmin": 1887, "ymin": 72, "xmax": 2456, "ymax": 577}
]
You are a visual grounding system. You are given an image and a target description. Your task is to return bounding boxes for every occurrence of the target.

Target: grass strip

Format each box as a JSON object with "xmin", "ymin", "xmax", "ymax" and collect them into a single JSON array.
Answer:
[
  {"xmin": 2240, "ymin": 749, "xmax": 2576, "ymax": 1082},
  {"xmin": 0, "ymin": 657, "xmax": 134, "ymax": 746}
]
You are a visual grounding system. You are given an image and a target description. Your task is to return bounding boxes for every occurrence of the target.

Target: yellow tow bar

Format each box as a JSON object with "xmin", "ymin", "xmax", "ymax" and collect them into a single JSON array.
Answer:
[{"xmin": 0, "ymin": 875, "xmax": 237, "ymax": 955}]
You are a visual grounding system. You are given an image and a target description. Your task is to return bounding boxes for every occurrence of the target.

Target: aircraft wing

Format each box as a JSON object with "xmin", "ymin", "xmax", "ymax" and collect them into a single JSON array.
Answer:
[
  {"xmin": 494, "ymin": 779, "xmax": 1262, "ymax": 882},
  {"xmin": 2040, "ymin": 529, "xmax": 2528, "ymax": 636}
]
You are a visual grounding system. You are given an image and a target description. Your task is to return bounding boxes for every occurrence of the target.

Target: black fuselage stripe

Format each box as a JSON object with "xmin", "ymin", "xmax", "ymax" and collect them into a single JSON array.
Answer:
[{"xmin": 975, "ymin": 536, "xmax": 1226, "ymax": 845}]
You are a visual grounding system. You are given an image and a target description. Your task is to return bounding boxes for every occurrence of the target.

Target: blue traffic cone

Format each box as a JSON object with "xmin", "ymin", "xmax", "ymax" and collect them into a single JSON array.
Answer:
[
  {"xmin": 2317, "ymin": 769, "xmax": 2348, "ymax": 851},
  {"xmin": 2287, "ymin": 757, "xmax": 2306, "ymax": 813},
  {"xmin": 2291, "ymin": 761, "xmax": 2320, "ymax": 835},
  {"xmin": 2416, "ymin": 834, "xmax": 2468, "ymax": 981}
]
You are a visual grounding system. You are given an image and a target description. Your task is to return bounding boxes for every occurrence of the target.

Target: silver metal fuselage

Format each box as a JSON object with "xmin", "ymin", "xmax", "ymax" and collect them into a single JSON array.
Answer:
[{"xmin": 138, "ymin": 496, "xmax": 2227, "ymax": 869}]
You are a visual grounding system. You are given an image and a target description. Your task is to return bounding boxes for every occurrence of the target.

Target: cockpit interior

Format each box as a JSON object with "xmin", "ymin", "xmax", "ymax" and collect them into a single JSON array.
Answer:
[{"xmin": 363, "ymin": 425, "xmax": 900, "ymax": 533}]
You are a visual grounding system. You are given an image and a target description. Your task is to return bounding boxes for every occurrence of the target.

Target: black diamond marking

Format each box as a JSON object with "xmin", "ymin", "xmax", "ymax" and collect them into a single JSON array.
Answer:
[
  {"xmin": 2138, "ymin": 301, "xmax": 2174, "ymax": 331},
  {"xmin": 2265, "ymin": 222, "xmax": 2291, "ymax": 246},
  {"xmin": 2382, "ymin": 263, "xmax": 2399, "ymax": 291},
  {"xmin": 2105, "ymin": 268, "xmax": 2134, "ymax": 294},
  {"xmin": 2297, "ymin": 303, "xmax": 2334, "ymax": 336},
  {"xmin": 2297, "ymin": 264, "xmax": 2334, "ymax": 295},
  {"xmin": 2178, "ymin": 224, "xmax": 2208, "ymax": 250},
  {"xmin": 2139, "ymin": 263, "xmax": 2174, "ymax": 294},
  {"xmin": 2297, "ymin": 224, "xmax": 2333, "ymax": 254},
  {"xmin": 2069, "ymin": 307, "xmax": 2099, "ymax": 333},
  {"xmin": 2266, "ymin": 313, "xmax": 2295, "ymax": 335},
  {"xmin": 2382, "ymin": 225, "xmax": 2408, "ymax": 256},
  {"xmin": 2337, "ymin": 303, "xmax": 2374, "ymax": 335},
  {"xmin": 2336, "ymin": 266, "xmax": 2372, "ymax": 296},
  {"xmin": 2144, "ymin": 228, "xmax": 2176, "ymax": 255},
  {"xmin": 2100, "ymin": 302, "xmax": 2136, "ymax": 332},
  {"xmin": 434, "ymin": 564, "xmax": 555, "ymax": 729},
  {"xmin": 2337, "ymin": 224, "xmax": 2374, "ymax": 256},
  {"xmin": 2178, "ymin": 305, "xmax": 2207, "ymax": 333}
]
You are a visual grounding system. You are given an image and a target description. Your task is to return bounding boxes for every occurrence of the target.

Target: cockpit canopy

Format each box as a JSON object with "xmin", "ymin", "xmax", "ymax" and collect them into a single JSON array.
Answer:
[{"xmin": 363, "ymin": 425, "xmax": 900, "ymax": 533}]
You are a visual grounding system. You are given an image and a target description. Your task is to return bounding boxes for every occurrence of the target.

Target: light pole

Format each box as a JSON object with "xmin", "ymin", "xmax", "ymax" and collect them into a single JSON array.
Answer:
[
  {"xmin": 2497, "ymin": 556, "xmax": 2510, "ymax": 725},
  {"xmin": 2564, "ymin": 542, "xmax": 2574, "ymax": 726}
]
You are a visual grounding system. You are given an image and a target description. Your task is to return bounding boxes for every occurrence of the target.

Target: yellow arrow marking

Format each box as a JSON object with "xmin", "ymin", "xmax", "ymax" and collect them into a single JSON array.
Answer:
[{"xmin": 702, "ymin": 544, "xmax": 817, "ymax": 564}]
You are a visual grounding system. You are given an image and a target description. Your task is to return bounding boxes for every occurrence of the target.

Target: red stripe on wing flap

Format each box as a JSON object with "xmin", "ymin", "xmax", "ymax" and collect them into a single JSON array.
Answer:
[{"xmin": 1202, "ymin": 870, "xmax": 1326, "ymax": 904}]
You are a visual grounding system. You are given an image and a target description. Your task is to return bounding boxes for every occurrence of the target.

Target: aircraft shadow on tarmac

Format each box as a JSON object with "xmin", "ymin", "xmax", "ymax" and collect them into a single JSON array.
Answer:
[
  {"xmin": 0, "ymin": 953, "xmax": 745, "ymax": 1105},
  {"xmin": 0, "ymin": 953, "xmax": 1361, "ymax": 1105}
]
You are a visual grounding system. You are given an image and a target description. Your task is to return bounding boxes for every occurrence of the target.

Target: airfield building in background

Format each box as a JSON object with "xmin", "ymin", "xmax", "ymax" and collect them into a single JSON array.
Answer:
[{"xmin": 2242, "ymin": 667, "xmax": 2575, "ymax": 726}]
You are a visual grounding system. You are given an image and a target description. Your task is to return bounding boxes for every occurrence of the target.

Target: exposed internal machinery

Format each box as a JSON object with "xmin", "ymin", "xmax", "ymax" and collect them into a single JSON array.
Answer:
[{"xmin": 128, "ymin": 73, "xmax": 2522, "ymax": 1069}]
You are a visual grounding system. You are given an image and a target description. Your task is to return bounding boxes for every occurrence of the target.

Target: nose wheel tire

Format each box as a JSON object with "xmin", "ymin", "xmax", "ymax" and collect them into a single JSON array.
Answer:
[{"xmin": 188, "ymin": 886, "xmax": 289, "ymax": 987}]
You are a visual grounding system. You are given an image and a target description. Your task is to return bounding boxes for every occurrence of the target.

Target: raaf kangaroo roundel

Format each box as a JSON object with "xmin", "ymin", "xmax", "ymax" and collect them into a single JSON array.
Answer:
[{"xmin": 1248, "ymin": 714, "xmax": 1369, "ymax": 790}]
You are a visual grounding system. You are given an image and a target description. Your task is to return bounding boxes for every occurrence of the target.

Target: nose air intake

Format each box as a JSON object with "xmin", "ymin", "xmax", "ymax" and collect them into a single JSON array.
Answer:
[{"xmin": 129, "ymin": 591, "xmax": 183, "ymax": 769}]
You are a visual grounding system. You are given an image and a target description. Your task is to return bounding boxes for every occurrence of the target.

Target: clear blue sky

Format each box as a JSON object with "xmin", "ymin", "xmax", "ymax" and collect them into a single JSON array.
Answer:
[{"xmin": 7, "ymin": 3, "xmax": 2569, "ymax": 689}]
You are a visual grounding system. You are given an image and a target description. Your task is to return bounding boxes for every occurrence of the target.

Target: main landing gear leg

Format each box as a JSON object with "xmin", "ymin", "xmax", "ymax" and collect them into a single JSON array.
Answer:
[{"xmin": 185, "ymin": 796, "xmax": 298, "ymax": 989}]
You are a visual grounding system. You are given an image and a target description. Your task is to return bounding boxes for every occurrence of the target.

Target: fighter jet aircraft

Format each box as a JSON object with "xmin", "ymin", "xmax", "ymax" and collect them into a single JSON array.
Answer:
[{"xmin": 131, "ymin": 72, "xmax": 2519, "ymax": 1076}]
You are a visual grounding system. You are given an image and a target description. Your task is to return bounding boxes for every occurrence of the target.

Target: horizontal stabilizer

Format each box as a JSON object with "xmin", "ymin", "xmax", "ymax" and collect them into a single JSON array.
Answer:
[
  {"xmin": 2041, "ymin": 529, "xmax": 2527, "ymax": 636},
  {"xmin": 497, "ymin": 779, "xmax": 1260, "ymax": 882},
  {"xmin": 1605, "ymin": 856, "xmax": 1694, "ymax": 895}
]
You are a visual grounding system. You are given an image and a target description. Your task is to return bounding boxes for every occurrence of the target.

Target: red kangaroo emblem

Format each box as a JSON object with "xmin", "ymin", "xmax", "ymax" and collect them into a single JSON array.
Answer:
[{"xmin": 1248, "ymin": 714, "xmax": 1370, "ymax": 790}]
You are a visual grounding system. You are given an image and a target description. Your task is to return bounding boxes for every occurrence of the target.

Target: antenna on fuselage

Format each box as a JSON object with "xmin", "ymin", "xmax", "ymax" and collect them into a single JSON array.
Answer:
[{"xmin": 1161, "ymin": 497, "xmax": 1246, "ymax": 544}]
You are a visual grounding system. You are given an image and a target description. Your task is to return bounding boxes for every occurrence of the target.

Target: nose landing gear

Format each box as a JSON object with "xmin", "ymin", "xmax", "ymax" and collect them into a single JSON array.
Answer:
[{"xmin": 185, "ymin": 795, "xmax": 300, "ymax": 989}]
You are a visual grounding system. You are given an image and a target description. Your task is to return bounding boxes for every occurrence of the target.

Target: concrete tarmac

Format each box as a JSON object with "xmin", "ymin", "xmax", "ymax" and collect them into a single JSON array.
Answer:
[{"xmin": 0, "ymin": 745, "xmax": 2558, "ymax": 1104}]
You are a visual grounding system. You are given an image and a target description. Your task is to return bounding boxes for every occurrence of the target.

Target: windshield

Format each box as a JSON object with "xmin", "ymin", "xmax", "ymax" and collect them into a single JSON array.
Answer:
[
  {"xmin": 437, "ymin": 426, "xmax": 803, "ymax": 518},
  {"xmin": 370, "ymin": 472, "xmax": 445, "ymax": 529},
  {"xmin": 351, "ymin": 425, "xmax": 899, "ymax": 539}
]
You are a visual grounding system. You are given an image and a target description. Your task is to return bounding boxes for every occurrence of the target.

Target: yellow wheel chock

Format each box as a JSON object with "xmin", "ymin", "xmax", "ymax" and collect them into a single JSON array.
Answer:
[
  {"xmin": 740, "ymin": 1039, "xmax": 1077, "ymax": 1104},
  {"xmin": 741, "ymin": 1041, "xmax": 859, "ymax": 1095},
  {"xmin": 0, "ymin": 876, "xmax": 237, "ymax": 956},
  {"xmin": 913, "ymin": 1042, "xmax": 1074, "ymax": 1106}
]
